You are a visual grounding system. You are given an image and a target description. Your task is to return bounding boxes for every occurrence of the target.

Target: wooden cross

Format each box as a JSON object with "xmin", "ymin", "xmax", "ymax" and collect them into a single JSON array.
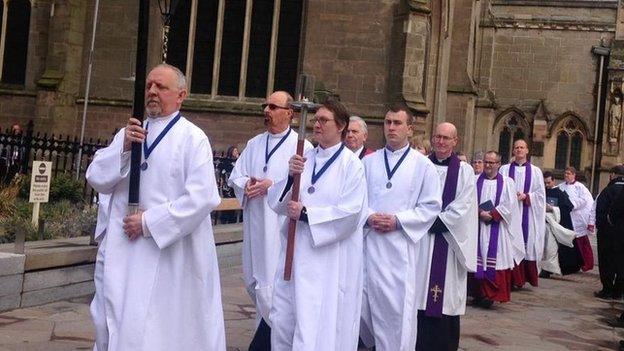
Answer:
[{"xmin": 430, "ymin": 284, "xmax": 443, "ymax": 302}]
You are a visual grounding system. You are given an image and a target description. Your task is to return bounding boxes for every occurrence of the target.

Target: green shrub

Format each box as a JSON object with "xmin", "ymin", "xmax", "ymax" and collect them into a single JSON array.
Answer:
[
  {"xmin": 0, "ymin": 199, "xmax": 97, "ymax": 243},
  {"xmin": 19, "ymin": 172, "xmax": 85, "ymax": 204}
]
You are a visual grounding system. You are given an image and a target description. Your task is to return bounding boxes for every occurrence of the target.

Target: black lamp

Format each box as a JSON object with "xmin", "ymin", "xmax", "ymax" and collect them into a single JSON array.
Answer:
[{"xmin": 158, "ymin": 0, "xmax": 180, "ymax": 62}]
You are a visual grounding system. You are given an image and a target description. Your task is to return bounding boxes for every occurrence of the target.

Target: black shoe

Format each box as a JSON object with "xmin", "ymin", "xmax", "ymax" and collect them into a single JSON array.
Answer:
[
  {"xmin": 478, "ymin": 298, "xmax": 494, "ymax": 309},
  {"xmin": 607, "ymin": 318, "xmax": 624, "ymax": 328},
  {"xmin": 594, "ymin": 290, "xmax": 612, "ymax": 299},
  {"xmin": 539, "ymin": 271, "xmax": 552, "ymax": 279},
  {"xmin": 614, "ymin": 293, "xmax": 623, "ymax": 300}
]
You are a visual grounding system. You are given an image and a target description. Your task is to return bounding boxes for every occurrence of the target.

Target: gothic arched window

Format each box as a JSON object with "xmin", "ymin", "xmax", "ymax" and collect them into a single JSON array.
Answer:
[
  {"xmin": 167, "ymin": 0, "xmax": 303, "ymax": 99},
  {"xmin": 496, "ymin": 114, "xmax": 528, "ymax": 164},
  {"xmin": 0, "ymin": 0, "xmax": 31, "ymax": 85},
  {"xmin": 554, "ymin": 118, "xmax": 584, "ymax": 171}
]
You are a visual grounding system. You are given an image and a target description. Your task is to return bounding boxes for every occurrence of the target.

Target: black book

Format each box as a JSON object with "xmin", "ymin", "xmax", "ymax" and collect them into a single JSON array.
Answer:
[{"xmin": 479, "ymin": 200, "xmax": 494, "ymax": 212}]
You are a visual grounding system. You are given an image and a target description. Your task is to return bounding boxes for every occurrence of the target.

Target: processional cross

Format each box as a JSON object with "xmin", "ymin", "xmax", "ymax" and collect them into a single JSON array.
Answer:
[{"xmin": 283, "ymin": 74, "xmax": 319, "ymax": 281}]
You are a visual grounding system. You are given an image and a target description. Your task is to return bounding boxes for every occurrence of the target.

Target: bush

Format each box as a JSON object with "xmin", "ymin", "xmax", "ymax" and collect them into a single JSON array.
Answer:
[
  {"xmin": 0, "ymin": 200, "xmax": 97, "ymax": 244},
  {"xmin": 19, "ymin": 172, "xmax": 85, "ymax": 204}
]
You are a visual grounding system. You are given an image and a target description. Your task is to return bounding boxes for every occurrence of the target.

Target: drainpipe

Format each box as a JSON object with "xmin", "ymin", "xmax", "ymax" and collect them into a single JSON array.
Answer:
[{"xmin": 590, "ymin": 45, "xmax": 610, "ymax": 194}]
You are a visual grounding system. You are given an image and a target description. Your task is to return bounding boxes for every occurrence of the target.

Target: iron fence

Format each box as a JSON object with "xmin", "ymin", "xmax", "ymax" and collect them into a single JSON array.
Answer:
[{"xmin": 0, "ymin": 120, "xmax": 238, "ymax": 205}]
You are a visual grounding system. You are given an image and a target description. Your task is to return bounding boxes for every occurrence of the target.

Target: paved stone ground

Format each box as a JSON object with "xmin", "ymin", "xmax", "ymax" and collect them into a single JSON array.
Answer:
[{"xmin": 0, "ymin": 265, "xmax": 622, "ymax": 351}]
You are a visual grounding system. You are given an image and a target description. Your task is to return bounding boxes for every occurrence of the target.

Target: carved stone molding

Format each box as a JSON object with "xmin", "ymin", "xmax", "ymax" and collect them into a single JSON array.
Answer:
[
  {"xmin": 407, "ymin": 0, "xmax": 432, "ymax": 14},
  {"xmin": 389, "ymin": 1, "xmax": 432, "ymax": 117},
  {"xmin": 481, "ymin": 16, "xmax": 615, "ymax": 32}
]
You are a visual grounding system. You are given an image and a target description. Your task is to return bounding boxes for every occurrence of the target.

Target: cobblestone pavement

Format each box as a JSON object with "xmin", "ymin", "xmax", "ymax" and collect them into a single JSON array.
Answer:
[{"xmin": 0, "ymin": 265, "xmax": 621, "ymax": 350}]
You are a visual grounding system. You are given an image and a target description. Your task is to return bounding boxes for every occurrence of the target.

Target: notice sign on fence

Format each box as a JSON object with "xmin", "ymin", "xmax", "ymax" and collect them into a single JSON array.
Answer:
[{"xmin": 29, "ymin": 161, "xmax": 52, "ymax": 203}]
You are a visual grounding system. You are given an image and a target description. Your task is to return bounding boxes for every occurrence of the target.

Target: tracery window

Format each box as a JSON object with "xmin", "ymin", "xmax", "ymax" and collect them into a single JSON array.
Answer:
[
  {"xmin": 554, "ymin": 118, "xmax": 583, "ymax": 170},
  {"xmin": 497, "ymin": 115, "xmax": 527, "ymax": 164},
  {"xmin": 168, "ymin": 0, "xmax": 302, "ymax": 99},
  {"xmin": 0, "ymin": 0, "xmax": 31, "ymax": 85}
]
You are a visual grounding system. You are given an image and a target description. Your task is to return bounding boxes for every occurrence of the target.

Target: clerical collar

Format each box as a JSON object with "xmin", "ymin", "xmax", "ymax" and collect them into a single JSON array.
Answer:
[
  {"xmin": 431, "ymin": 154, "xmax": 452, "ymax": 165},
  {"xmin": 353, "ymin": 145, "xmax": 364, "ymax": 156},
  {"xmin": 147, "ymin": 110, "xmax": 178, "ymax": 122},
  {"xmin": 385, "ymin": 143, "xmax": 409, "ymax": 155},
  {"xmin": 317, "ymin": 141, "xmax": 343, "ymax": 156},
  {"xmin": 513, "ymin": 160, "xmax": 528, "ymax": 167},
  {"xmin": 268, "ymin": 127, "xmax": 290, "ymax": 138},
  {"xmin": 485, "ymin": 174, "xmax": 498, "ymax": 180},
  {"xmin": 566, "ymin": 181, "xmax": 576, "ymax": 185}
]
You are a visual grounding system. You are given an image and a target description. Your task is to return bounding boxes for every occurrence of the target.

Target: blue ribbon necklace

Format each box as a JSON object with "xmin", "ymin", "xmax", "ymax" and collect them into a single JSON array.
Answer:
[
  {"xmin": 307, "ymin": 143, "xmax": 345, "ymax": 194},
  {"xmin": 383, "ymin": 146, "xmax": 411, "ymax": 189},
  {"xmin": 141, "ymin": 113, "xmax": 181, "ymax": 171},
  {"xmin": 264, "ymin": 128, "xmax": 292, "ymax": 172}
]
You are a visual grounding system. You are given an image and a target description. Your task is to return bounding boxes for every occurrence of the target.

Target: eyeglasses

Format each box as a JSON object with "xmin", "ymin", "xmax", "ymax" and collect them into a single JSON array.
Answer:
[
  {"xmin": 262, "ymin": 103, "xmax": 290, "ymax": 111},
  {"xmin": 432, "ymin": 134, "xmax": 455, "ymax": 141},
  {"xmin": 483, "ymin": 161, "xmax": 500, "ymax": 165},
  {"xmin": 311, "ymin": 117, "xmax": 334, "ymax": 125}
]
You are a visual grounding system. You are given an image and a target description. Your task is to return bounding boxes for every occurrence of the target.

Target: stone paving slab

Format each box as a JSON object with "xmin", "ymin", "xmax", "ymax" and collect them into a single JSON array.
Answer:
[{"xmin": 0, "ymin": 264, "xmax": 622, "ymax": 350}]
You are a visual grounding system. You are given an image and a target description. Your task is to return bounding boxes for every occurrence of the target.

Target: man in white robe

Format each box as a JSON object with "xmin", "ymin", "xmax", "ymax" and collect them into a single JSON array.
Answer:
[
  {"xmin": 415, "ymin": 122, "xmax": 478, "ymax": 351},
  {"xmin": 470, "ymin": 151, "xmax": 524, "ymax": 308},
  {"xmin": 90, "ymin": 191, "xmax": 110, "ymax": 348},
  {"xmin": 87, "ymin": 64, "xmax": 225, "ymax": 351},
  {"xmin": 268, "ymin": 98, "xmax": 367, "ymax": 350},
  {"xmin": 361, "ymin": 105, "xmax": 441, "ymax": 350},
  {"xmin": 558, "ymin": 166, "xmax": 595, "ymax": 272},
  {"xmin": 228, "ymin": 91, "xmax": 312, "ymax": 350},
  {"xmin": 499, "ymin": 139, "xmax": 546, "ymax": 288}
]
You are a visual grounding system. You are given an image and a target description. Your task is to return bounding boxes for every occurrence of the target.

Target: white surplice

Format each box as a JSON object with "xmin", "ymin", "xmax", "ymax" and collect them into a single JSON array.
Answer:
[
  {"xmin": 361, "ymin": 147, "xmax": 442, "ymax": 351},
  {"xmin": 541, "ymin": 207, "xmax": 577, "ymax": 274},
  {"xmin": 228, "ymin": 128, "xmax": 312, "ymax": 323},
  {"xmin": 558, "ymin": 181, "xmax": 594, "ymax": 237},
  {"xmin": 499, "ymin": 163, "xmax": 546, "ymax": 261},
  {"xmin": 417, "ymin": 161, "xmax": 478, "ymax": 316},
  {"xmin": 267, "ymin": 142, "xmax": 367, "ymax": 351},
  {"xmin": 90, "ymin": 190, "xmax": 111, "ymax": 350},
  {"xmin": 94, "ymin": 193, "xmax": 111, "ymax": 242},
  {"xmin": 477, "ymin": 176, "xmax": 525, "ymax": 270},
  {"xmin": 87, "ymin": 113, "xmax": 226, "ymax": 351}
]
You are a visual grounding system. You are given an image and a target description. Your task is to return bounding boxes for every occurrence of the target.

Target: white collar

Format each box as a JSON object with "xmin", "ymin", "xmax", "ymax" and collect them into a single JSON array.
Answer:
[
  {"xmin": 317, "ymin": 141, "xmax": 343, "ymax": 157},
  {"xmin": 268, "ymin": 127, "xmax": 290, "ymax": 138},
  {"xmin": 147, "ymin": 110, "xmax": 179, "ymax": 124},
  {"xmin": 353, "ymin": 145, "xmax": 364, "ymax": 156},
  {"xmin": 385, "ymin": 143, "xmax": 410, "ymax": 155}
]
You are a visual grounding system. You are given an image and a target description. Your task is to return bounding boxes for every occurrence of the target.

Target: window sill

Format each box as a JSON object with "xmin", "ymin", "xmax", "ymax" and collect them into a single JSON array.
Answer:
[
  {"xmin": 0, "ymin": 86, "xmax": 36, "ymax": 97},
  {"xmin": 75, "ymin": 96, "xmax": 265, "ymax": 116}
]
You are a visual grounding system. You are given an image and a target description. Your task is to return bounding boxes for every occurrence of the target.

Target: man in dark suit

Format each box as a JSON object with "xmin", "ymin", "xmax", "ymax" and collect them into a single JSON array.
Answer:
[{"xmin": 594, "ymin": 166, "xmax": 624, "ymax": 299}]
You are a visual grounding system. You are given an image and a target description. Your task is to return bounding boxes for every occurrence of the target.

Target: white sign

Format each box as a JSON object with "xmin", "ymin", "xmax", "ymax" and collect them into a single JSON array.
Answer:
[{"xmin": 29, "ymin": 161, "xmax": 52, "ymax": 203}]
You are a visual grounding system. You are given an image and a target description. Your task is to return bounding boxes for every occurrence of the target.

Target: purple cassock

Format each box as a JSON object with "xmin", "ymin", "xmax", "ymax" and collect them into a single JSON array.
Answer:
[
  {"xmin": 425, "ymin": 153, "xmax": 461, "ymax": 318},
  {"xmin": 476, "ymin": 173, "xmax": 504, "ymax": 283}
]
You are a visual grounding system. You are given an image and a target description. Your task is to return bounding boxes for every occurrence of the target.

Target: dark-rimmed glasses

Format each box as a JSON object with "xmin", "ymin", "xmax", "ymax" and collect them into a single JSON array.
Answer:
[{"xmin": 262, "ymin": 103, "xmax": 290, "ymax": 111}]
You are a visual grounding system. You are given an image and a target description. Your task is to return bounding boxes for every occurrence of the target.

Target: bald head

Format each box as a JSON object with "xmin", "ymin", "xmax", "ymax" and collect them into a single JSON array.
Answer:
[
  {"xmin": 271, "ymin": 91, "xmax": 294, "ymax": 105},
  {"xmin": 263, "ymin": 91, "xmax": 294, "ymax": 133},
  {"xmin": 432, "ymin": 122, "xmax": 458, "ymax": 159},
  {"xmin": 436, "ymin": 122, "xmax": 457, "ymax": 138}
]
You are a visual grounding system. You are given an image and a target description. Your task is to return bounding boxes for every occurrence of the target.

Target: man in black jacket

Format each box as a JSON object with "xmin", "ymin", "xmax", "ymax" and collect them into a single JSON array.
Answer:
[
  {"xmin": 541, "ymin": 171, "xmax": 581, "ymax": 278},
  {"xmin": 594, "ymin": 165, "xmax": 624, "ymax": 299}
]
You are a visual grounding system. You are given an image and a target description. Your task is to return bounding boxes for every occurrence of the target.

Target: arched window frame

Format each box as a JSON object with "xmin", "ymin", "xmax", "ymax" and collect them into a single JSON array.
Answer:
[
  {"xmin": 554, "ymin": 117, "xmax": 585, "ymax": 171},
  {"xmin": 494, "ymin": 109, "xmax": 530, "ymax": 164},
  {"xmin": 167, "ymin": 0, "xmax": 303, "ymax": 100}
]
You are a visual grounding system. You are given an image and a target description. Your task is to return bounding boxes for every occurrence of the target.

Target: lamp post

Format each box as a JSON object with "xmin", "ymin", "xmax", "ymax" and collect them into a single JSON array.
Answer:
[{"xmin": 158, "ymin": 0, "xmax": 180, "ymax": 62}]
